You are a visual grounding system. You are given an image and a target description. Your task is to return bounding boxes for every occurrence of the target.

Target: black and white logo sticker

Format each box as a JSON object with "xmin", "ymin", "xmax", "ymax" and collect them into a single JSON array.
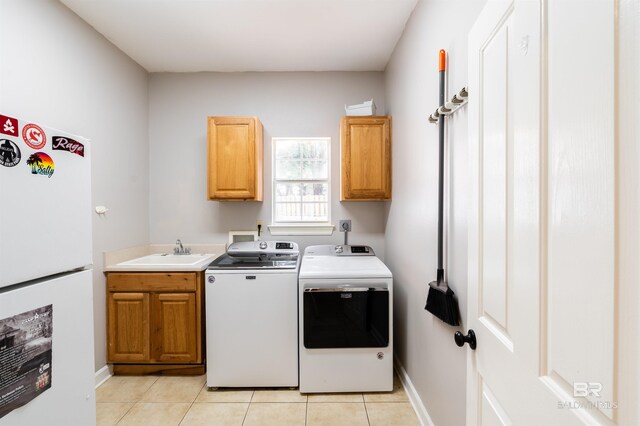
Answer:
[{"xmin": 0, "ymin": 138, "xmax": 21, "ymax": 167}]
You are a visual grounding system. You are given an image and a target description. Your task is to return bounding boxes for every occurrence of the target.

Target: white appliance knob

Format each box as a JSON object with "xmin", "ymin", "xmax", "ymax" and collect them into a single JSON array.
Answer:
[
  {"xmin": 259, "ymin": 241, "xmax": 268, "ymax": 249},
  {"xmin": 207, "ymin": 276, "xmax": 215, "ymax": 284},
  {"xmin": 335, "ymin": 245, "xmax": 343, "ymax": 253}
]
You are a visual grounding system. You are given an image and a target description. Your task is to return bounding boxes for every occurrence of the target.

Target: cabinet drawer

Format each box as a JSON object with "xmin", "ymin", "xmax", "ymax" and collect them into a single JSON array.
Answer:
[{"xmin": 107, "ymin": 273, "xmax": 197, "ymax": 292}]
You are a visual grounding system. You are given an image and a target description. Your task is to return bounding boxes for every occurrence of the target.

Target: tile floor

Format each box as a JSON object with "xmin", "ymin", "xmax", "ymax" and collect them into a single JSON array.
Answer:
[{"xmin": 96, "ymin": 373, "xmax": 419, "ymax": 425}]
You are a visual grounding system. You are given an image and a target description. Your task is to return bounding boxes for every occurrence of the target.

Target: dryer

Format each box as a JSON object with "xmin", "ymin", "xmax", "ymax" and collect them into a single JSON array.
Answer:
[{"xmin": 298, "ymin": 244, "xmax": 393, "ymax": 393}]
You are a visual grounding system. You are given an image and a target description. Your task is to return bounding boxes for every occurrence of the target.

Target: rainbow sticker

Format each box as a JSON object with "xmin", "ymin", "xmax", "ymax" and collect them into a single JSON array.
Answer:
[{"xmin": 26, "ymin": 152, "xmax": 54, "ymax": 178}]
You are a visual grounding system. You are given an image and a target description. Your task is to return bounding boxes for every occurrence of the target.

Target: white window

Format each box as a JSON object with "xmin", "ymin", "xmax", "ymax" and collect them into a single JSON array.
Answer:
[{"xmin": 272, "ymin": 138, "xmax": 330, "ymax": 224}]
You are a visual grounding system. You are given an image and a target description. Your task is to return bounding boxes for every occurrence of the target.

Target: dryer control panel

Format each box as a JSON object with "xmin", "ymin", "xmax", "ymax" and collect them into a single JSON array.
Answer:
[{"xmin": 305, "ymin": 245, "xmax": 375, "ymax": 257}]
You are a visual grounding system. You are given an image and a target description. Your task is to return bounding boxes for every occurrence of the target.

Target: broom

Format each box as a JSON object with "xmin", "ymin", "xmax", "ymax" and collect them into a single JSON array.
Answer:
[{"xmin": 425, "ymin": 49, "xmax": 460, "ymax": 326}]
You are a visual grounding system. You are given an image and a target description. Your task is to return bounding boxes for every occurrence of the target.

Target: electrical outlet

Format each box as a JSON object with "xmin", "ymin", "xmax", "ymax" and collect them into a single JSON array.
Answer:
[
  {"xmin": 339, "ymin": 220, "xmax": 352, "ymax": 232},
  {"xmin": 256, "ymin": 219, "xmax": 264, "ymax": 228}
]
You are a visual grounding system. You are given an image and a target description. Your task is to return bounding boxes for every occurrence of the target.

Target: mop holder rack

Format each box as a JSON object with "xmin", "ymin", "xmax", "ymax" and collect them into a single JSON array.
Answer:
[{"xmin": 427, "ymin": 86, "xmax": 469, "ymax": 123}]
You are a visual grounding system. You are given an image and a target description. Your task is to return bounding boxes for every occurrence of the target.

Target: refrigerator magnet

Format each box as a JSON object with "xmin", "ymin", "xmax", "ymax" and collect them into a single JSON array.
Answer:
[
  {"xmin": 26, "ymin": 152, "xmax": 54, "ymax": 178},
  {"xmin": 0, "ymin": 139, "xmax": 21, "ymax": 167}
]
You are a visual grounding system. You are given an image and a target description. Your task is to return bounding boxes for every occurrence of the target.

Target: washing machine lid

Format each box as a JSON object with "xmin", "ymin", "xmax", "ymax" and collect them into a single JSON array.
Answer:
[
  {"xmin": 299, "ymin": 252, "xmax": 392, "ymax": 279},
  {"xmin": 207, "ymin": 254, "xmax": 298, "ymax": 270}
]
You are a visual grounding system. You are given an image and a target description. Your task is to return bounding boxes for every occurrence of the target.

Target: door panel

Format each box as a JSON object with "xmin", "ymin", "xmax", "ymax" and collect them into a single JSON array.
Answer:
[
  {"xmin": 481, "ymin": 380, "xmax": 512, "ymax": 426},
  {"xmin": 468, "ymin": 0, "xmax": 624, "ymax": 424},
  {"xmin": 340, "ymin": 116, "xmax": 391, "ymax": 200},
  {"xmin": 480, "ymin": 9, "xmax": 512, "ymax": 339},
  {"xmin": 107, "ymin": 292, "xmax": 150, "ymax": 363},
  {"xmin": 206, "ymin": 272, "xmax": 298, "ymax": 387},
  {"xmin": 543, "ymin": 0, "xmax": 615, "ymax": 419},
  {"xmin": 207, "ymin": 116, "xmax": 261, "ymax": 200},
  {"xmin": 153, "ymin": 293, "xmax": 197, "ymax": 363},
  {"xmin": 303, "ymin": 289, "xmax": 389, "ymax": 348},
  {"xmin": 216, "ymin": 124, "xmax": 251, "ymax": 191},
  {"xmin": 350, "ymin": 125, "xmax": 384, "ymax": 190}
]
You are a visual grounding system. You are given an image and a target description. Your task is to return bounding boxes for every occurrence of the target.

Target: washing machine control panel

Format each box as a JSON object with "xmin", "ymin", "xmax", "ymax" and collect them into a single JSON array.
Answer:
[{"xmin": 350, "ymin": 246, "xmax": 370, "ymax": 254}]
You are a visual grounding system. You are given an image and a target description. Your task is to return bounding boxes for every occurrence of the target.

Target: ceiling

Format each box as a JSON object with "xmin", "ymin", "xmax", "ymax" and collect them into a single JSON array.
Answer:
[{"xmin": 59, "ymin": 0, "xmax": 419, "ymax": 72}]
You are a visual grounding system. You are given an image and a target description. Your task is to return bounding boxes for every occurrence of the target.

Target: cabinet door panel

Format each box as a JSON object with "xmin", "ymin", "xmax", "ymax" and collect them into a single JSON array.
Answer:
[
  {"xmin": 208, "ymin": 117, "xmax": 263, "ymax": 200},
  {"xmin": 152, "ymin": 293, "xmax": 198, "ymax": 363},
  {"xmin": 107, "ymin": 292, "xmax": 150, "ymax": 362},
  {"xmin": 341, "ymin": 116, "xmax": 391, "ymax": 200},
  {"xmin": 350, "ymin": 124, "xmax": 385, "ymax": 191}
]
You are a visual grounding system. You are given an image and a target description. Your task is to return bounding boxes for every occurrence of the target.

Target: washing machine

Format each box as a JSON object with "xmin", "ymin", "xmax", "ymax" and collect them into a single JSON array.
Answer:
[
  {"xmin": 205, "ymin": 241, "xmax": 299, "ymax": 388},
  {"xmin": 298, "ymin": 244, "xmax": 393, "ymax": 393}
]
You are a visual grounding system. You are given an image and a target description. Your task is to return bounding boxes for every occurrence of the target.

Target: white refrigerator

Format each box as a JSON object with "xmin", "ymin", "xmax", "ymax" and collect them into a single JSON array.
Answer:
[{"xmin": 0, "ymin": 113, "xmax": 96, "ymax": 425}]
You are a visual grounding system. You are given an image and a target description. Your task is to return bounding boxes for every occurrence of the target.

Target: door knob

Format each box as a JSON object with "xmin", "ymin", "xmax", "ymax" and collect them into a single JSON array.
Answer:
[{"xmin": 454, "ymin": 329, "xmax": 477, "ymax": 350}]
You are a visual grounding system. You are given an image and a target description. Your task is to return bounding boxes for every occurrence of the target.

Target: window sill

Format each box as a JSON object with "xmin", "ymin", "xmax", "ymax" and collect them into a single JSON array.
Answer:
[{"xmin": 268, "ymin": 223, "xmax": 335, "ymax": 236}]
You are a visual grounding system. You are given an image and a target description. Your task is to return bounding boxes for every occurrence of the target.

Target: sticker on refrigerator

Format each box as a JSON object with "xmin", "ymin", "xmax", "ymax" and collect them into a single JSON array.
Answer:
[
  {"xmin": 26, "ymin": 152, "xmax": 54, "ymax": 178},
  {"xmin": 0, "ymin": 115, "xmax": 19, "ymax": 137},
  {"xmin": 0, "ymin": 305, "xmax": 53, "ymax": 420},
  {"xmin": 22, "ymin": 123, "xmax": 46, "ymax": 150},
  {"xmin": 0, "ymin": 139, "xmax": 21, "ymax": 167},
  {"xmin": 52, "ymin": 136, "xmax": 84, "ymax": 157}
]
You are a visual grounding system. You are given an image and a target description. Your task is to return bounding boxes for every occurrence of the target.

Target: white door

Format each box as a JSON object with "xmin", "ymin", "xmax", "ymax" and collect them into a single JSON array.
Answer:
[{"xmin": 467, "ymin": 0, "xmax": 637, "ymax": 424}]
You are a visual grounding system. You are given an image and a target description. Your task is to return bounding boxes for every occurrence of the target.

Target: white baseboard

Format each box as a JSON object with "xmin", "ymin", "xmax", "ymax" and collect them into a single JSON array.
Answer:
[
  {"xmin": 394, "ymin": 358, "xmax": 435, "ymax": 426},
  {"xmin": 95, "ymin": 364, "xmax": 112, "ymax": 389}
]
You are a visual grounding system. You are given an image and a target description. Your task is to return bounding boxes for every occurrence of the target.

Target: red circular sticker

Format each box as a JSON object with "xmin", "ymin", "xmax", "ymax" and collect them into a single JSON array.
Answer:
[{"xmin": 22, "ymin": 123, "xmax": 47, "ymax": 150}]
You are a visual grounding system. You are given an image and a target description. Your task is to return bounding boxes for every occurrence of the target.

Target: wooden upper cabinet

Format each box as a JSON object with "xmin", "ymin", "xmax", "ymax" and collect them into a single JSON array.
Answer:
[
  {"xmin": 207, "ymin": 116, "xmax": 264, "ymax": 201},
  {"xmin": 340, "ymin": 116, "xmax": 392, "ymax": 200}
]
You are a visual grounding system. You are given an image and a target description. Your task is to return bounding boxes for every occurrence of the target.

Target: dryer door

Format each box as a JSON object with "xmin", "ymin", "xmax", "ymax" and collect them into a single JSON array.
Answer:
[{"xmin": 303, "ymin": 287, "xmax": 389, "ymax": 349}]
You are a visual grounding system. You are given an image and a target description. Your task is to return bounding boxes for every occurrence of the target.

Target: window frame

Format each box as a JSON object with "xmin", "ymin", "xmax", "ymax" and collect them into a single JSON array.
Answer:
[{"xmin": 271, "ymin": 137, "xmax": 332, "ymax": 230}]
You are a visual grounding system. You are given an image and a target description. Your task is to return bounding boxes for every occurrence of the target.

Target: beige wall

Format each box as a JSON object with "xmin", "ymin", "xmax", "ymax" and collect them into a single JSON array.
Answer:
[
  {"xmin": 384, "ymin": 0, "xmax": 486, "ymax": 424},
  {"xmin": 0, "ymin": 0, "xmax": 150, "ymax": 371},
  {"xmin": 148, "ymin": 72, "xmax": 388, "ymax": 257}
]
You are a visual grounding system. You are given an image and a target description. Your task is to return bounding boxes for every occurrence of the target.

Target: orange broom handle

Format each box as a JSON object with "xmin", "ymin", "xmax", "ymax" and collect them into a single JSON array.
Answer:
[{"xmin": 439, "ymin": 49, "xmax": 446, "ymax": 71}]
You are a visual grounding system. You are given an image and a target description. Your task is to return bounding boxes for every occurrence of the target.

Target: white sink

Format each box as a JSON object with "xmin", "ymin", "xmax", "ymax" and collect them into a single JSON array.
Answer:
[{"xmin": 117, "ymin": 253, "xmax": 212, "ymax": 267}]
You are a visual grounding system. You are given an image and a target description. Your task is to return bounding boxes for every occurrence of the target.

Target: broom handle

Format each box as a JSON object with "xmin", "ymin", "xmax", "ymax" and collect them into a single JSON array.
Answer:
[{"xmin": 437, "ymin": 49, "xmax": 446, "ymax": 285}]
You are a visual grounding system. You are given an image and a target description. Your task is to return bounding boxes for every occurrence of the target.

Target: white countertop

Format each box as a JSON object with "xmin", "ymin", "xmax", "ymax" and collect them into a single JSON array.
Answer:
[{"xmin": 103, "ymin": 243, "xmax": 226, "ymax": 272}]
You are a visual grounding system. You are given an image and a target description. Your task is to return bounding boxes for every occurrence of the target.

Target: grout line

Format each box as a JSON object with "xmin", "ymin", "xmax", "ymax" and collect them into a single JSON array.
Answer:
[
  {"xmin": 113, "ymin": 402, "xmax": 135, "ymax": 425},
  {"xmin": 364, "ymin": 400, "xmax": 371, "ymax": 426},
  {"xmin": 177, "ymin": 381, "xmax": 205, "ymax": 425},
  {"xmin": 304, "ymin": 399, "xmax": 308, "ymax": 426},
  {"xmin": 241, "ymin": 390, "xmax": 254, "ymax": 425},
  {"xmin": 178, "ymin": 401, "xmax": 195, "ymax": 426}
]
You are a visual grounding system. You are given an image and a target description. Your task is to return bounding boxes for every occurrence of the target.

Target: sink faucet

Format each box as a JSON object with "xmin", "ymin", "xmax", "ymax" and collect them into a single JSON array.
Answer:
[{"xmin": 174, "ymin": 239, "xmax": 191, "ymax": 255}]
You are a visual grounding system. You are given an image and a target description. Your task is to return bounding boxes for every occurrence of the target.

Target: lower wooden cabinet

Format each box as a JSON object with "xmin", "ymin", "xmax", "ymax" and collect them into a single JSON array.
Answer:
[
  {"xmin": 152, "ymin": 292, "xmax": 197, "ymax": 363},
  {"xmin": 106, "ymin": 272, "xmax": 204, "ymax": 375},
  {"xmin": 108, "ymin": 292, "xmax": 150, "ymax": 363}
]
